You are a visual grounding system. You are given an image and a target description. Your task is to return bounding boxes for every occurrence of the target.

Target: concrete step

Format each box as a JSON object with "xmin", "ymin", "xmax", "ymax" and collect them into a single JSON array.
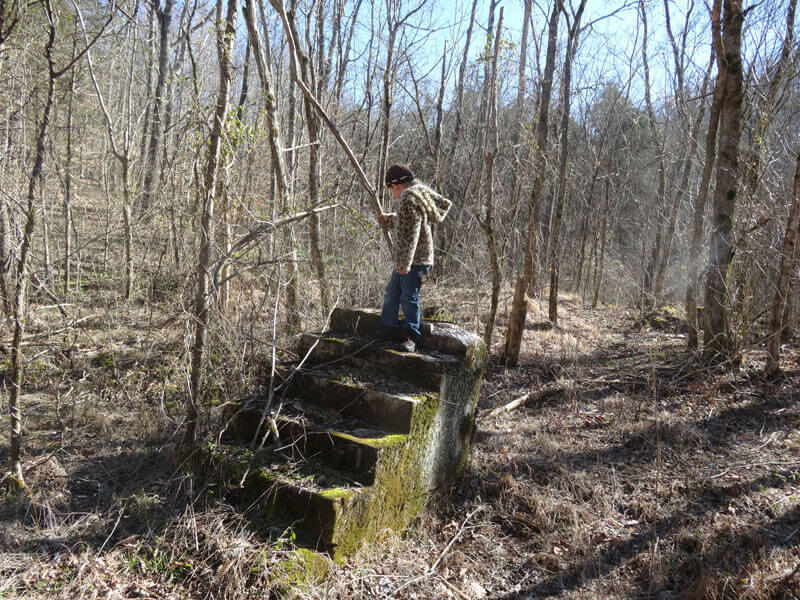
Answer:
[
  {"xmin": 297, "ymin": 333, "xmax": 460, "ymax": 391},
  {"xmin": 219, "ymin": 447, "xmax": 366, "ymax": 555},
  {"xmin": 228, "ymin": 405, "xmax": 406, "ymax": 485},
  {"xmin": 205, "ymin": 306, "xmax": 486, "ymax": 561},
  {"xmin": 286, "ymin": 367, "xmax": 431, "ymax": 434},
  {"xmin": 328, "ymin": 307, "xmax": 478, "ymax": 358}
]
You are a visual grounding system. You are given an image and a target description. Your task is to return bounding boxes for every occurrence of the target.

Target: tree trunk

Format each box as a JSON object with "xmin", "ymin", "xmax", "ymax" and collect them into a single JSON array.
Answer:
[
  {"xmin": 703, "ymin": 0, "xmax": 745, "ymax": 362},
  {"xmin": 432, "ymin": 41, "xmax": 447, "ymax": 187},
  {"xmin": 502, "ymin": 0, "xmax": 560, "ymax": 366},
  {"xmin": 592, "ymin": 178, "xmax": 611, "ymax": 309},
  {"xmin": 686, "ymin": 51, "xmax": 723, "ymax": 349},
  {"xmin": 185, "ymin": 0, "xmax": 238, "ymax": 448},
  {"xmin": 244, "ymin": 0, "xmax": 301, "ymax": 330},
  {"xmin": 447, "ymin": 0, "xmax": 479, "ymax": 168},
  {"xmin": 741, "ymin": 0, "xmax": 797, "ymax": 198},
  {"xmin": 482, "ymin": 9, "xmax": 503, "ymax": 346},
  {"xmin": 548, "ymin": 0, "xmax": 586, "ymax": 324},
  {"xmin": 63, "ymin": 37, "xmax": 77, "ymax": 297},
  {"xmin": 8, "ymin": 0, "xmax": 59, "ymax": 492},
  {"xmin": 639, "ymin": 0, "xmax": 667, "ymax": 304},
  {"xmin": 655, "ymin": 54, "xmax": 714, "ymax": 299},
  {"xmin": 140, "ymin": 0, "xmax": 175, "ymax": 213},
  {"xmin": 765, "ymin": 152, "xmax": 800, "ymax": 376},
  {"xmin": 306, "ymin": 0, "xmax": 329, "ymax": 315}
]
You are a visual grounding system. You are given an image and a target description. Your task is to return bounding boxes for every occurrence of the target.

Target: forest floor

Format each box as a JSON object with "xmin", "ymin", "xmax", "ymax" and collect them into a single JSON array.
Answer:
[{"xmin": 1, "ymin": 291, "xmax": 799, "ymax": 599}]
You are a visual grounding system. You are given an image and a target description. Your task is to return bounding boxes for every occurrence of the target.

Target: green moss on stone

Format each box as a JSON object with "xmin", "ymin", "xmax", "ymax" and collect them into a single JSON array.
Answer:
[
  {"xmin": 318, "ymin": 488, "xmax": 355, "ymax": 501},
  {"xmin": 330, "ymin": 431, "xmax": 406, "ymax": 449},
  {"xmin": 272, "ymin": 548, "xmax": 330, "ymax": 597},
  {"xmin": 323, "ymin": 392, "xmax": 441, "ymax": 560}
]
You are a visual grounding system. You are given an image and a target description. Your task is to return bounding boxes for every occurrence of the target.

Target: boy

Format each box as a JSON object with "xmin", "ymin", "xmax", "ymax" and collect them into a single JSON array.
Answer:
[{"xmin": 375, "ymin": 164, "xmax": 452, "ymax": 352}]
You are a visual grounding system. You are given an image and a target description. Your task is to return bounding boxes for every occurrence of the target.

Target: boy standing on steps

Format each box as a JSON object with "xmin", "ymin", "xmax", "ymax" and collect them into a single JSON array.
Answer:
[{"xmin": 374, "ymin": 163, "xmax": 452, "ymax": 353}]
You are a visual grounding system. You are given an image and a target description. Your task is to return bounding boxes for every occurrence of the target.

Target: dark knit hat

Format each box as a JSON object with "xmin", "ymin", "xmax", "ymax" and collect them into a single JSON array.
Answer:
[{"xmin": 384, "ymin": 163, "xmax": 415, "ymax": 187}]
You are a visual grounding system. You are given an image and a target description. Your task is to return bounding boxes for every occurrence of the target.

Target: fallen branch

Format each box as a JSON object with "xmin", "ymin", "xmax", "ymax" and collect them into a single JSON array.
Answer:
[
  {"xmin": 29, "ymin": 273, "xmax": 69, "ymax": 318},
  {"xmin": 709, "ymin": 461, "xmax": 800, "ymax": 479},
  {"xmin": 488, "ymin": 382, "xmax": 566, "ymax": 416},
  {"xmin": 487, "ymin": 374, "xmax": 645, "ymax": 417},
  {"xmin": 393, "ymin": 506, "xmax": 484, "ymax": 596},
  {"xmin": 775, "ymin": 560, "xmax": 800, "ymax": 586}
]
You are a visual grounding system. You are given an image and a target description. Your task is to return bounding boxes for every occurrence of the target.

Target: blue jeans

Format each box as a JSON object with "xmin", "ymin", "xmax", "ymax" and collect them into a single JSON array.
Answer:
[{"xmin": 380, "ymin": 265, "xmax": 430, "ymax": 343}]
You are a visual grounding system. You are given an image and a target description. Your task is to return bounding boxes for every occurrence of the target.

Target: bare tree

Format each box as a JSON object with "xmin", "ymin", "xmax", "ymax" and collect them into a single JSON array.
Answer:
[
  {"xmin": 548, "ymin": 0, "xmax": 586, "ymax": 324},
  {"xmin": 638, "ymin": 0, "xmax": 668, "ymax": 305},
  {"xmin": 139, "ymin": 0, "xmax": 175, "ymax": 213},
  {"xmin": 7, "ymin": 0, "xmax": 110, "ymax": 490},
  {"xmin": 186, "ymin": 0, "xmax": 238, "ymax": 448},
  {"xmin": 481, "ymin": 8, "xmax": 502, "ymax": 346},
  {"xmin": 0, "ymin": 0, "xmax": 21, "ymax": 58},
  {"xmin": 686, "ymin": 50, "xmax": 723, "ymax": 349},
  {"xmin": 446, "ymin": 0, "xmax": 479, "ymax": 169},
  {"xmin": 77, "ymin": 2, "xmax": 137, "ymax": 300},
  {"xmin": 502, "ymin": 0, "xmax": 561, "ymax": 367},
  {"xmin": 765, "ymin": 152, "xmax": 800, "ymax": 376},
  {"xmin": 703, "ymin": 0, "xmax": 747, "ymax": 362},
  {"xmin": 268, "ymin": 0, "xmax": 392, "ymax": 252}
]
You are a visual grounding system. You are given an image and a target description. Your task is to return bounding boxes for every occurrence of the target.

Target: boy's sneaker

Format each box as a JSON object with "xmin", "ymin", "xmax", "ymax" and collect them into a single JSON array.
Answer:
[
  {"xmin": 372, "ymin": 327, "xmax": 397, "ymax": 345},
  {"xmin": 398, "ymin": 337, "xmax": 416, "ymax": 353}
]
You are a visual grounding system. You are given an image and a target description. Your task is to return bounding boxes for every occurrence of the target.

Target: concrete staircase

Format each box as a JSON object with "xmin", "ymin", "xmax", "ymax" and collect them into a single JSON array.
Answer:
[{"xmin": 215, "ymin": 307, "xmax": 486, "ymax": 559}]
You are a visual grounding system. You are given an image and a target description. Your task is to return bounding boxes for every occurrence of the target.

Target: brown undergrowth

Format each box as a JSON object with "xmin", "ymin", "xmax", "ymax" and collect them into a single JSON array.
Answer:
[
  {"xmin": 317, "ymin": 294, "xmax": 800, "ymax": 599},
  {"xmin": 1, "ymin": 288, "xmax": 799, "ymax": 599}
]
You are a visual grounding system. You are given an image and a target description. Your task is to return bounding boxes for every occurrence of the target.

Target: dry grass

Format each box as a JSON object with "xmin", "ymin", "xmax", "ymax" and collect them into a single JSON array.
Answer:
[{"xmin": 2, "ymin": 280, "xmax": 799, "ymax": 599}]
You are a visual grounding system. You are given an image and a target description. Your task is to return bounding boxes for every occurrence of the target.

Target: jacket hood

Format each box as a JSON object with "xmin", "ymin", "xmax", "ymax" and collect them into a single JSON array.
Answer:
[{"xmin": 402, "ymin": 183, "xmax": 452, "ymax": 224}]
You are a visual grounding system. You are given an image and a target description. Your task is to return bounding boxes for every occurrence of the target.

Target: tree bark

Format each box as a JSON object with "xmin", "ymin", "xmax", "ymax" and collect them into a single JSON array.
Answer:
[
  {"xmin": 185, "ymin": 0, "xmax": 238, "ymax": 448},
  {"xmin": 765, "ymin": 152, "xmax": 800, "ymax": 376},
  {"xmin": 140, "ymin": 0, "xmax": 175, "ymax": 213},
  {"xmin": 548, "ymin": 0, "xmax": 586, "ymax": 324},
  {"xmin": 703, "ymin": 0, "xmax": 745, "ymax": 362},
  {"xmin": 482, "ymin": 9, "xmax": 503, "ymax": 346},
  {"xmin": 502, "ymin": 0, "xmax": 561, "ymax": 366}
]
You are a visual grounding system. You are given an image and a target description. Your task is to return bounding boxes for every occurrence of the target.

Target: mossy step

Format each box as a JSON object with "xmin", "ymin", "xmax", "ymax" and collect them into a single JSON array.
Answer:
[
  {"xmin": 229, "ymin": 407, "xmax": 406, "ymax": 486},
  {"xmin": 239, "ymin": 461, "xmax": 364, "ymax": 554},
  {"xmin": 329, "ymin": 307, "xmax": 435, "ymax": 337},
  {"xmin": 327, "ymin": 307, "xmax": 479, "ymax": 358},
  {"xmin": 288, "ymin": 368, "xmax": 428, "ymax": 434},
  {"xmin": 207, "ymin": 444, "xmax": 367, "ymax": 554},
  {"xmin": 298, "ymin": 333, "xmax": 459, "ymax": 391}
]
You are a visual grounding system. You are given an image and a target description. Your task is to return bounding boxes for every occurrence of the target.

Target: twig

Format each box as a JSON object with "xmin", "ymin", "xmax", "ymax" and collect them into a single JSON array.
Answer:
[
  {"xmin": 439, "ymin": 576, "xmax": 472, "ymax": 600},
  {"xmin": 97, "ymin": 507, "xmax": 125, "ymax": 555},
  {"xmin": 429, "ymin": 506, "xmax": 483, "ymax": 572},
  {"xmin": 13, "ymin": 314, "xmax": 97, "ymax": 343},
  {"xmin": 775, "ymin": 560, "xmax": 800, "ymax": 586},
  {"xmin": 394, "ymin": 506, "xmax": 484, "ymax": 595},
  {"xmin": 488, "ymin": 383, "xmax": 566, "ymax": 416},
  {"xmin": 710, "ymin": 461, "xmax": 800, "ymax": 479},
  {"xmin": 29, "ymin": 273, "xmax": 69, "ymax": 317},
  {"xmin": 211, "ymin": 204, "xmax": 339, "ymax": 289}
]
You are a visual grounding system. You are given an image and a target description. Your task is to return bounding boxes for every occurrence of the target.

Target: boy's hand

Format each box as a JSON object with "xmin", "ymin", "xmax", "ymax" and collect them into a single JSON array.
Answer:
[{"xmin": 396, "ymin": 270, "xmax": 408, "ymax": 275}]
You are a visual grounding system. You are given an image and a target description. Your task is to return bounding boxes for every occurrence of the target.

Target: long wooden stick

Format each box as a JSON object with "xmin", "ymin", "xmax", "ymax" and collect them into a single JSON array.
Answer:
[{"xmin": 268, "ymin": 0, "xmax": 392, "ymax": 252}]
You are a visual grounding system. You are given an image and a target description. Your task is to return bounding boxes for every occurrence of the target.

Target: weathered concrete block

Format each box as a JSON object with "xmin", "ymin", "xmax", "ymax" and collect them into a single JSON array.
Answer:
[{"xmin": 210, "ymin": 307, "xmax": 486, "ymax": 560}]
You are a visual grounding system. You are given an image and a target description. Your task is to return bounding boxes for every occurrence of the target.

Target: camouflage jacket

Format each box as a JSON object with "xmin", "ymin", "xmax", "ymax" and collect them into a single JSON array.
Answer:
[{"xmin": 384, "ymin": 183, "xmax": 452, "ymax": 272}]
